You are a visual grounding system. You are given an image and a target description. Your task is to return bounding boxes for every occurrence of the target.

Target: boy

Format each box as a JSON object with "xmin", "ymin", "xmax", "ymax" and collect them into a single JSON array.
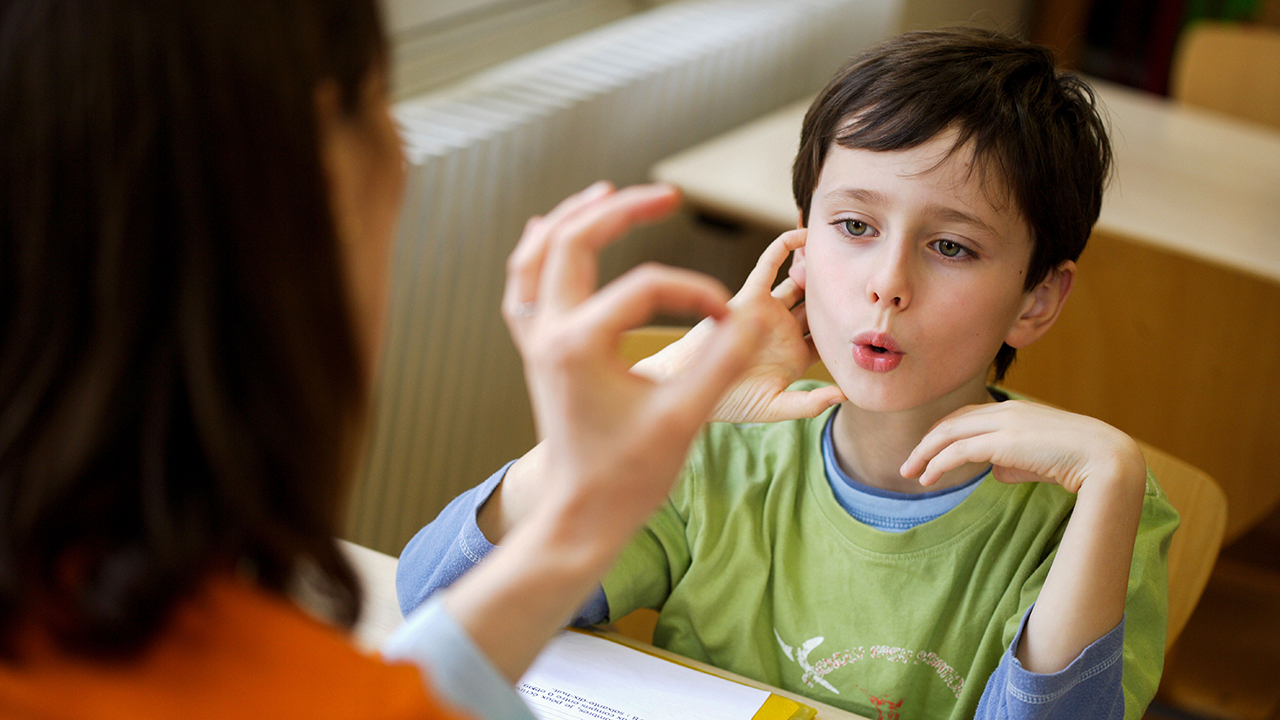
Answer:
[{"xmin": 397, "ymin": 28, "xmax": 1178, "ymax": 720}]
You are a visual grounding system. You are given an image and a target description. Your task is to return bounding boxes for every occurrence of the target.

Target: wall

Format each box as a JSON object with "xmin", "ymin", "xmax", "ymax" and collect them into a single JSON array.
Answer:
[{"xmin": 897, "ymin": 0, "xmax": 1032, "ymax": 32}]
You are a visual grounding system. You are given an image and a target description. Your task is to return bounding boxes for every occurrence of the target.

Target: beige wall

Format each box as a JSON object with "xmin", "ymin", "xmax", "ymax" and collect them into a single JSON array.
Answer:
[{"xmin": 897, "ymin": 0, "xmax": 1032, "ymax": 33}]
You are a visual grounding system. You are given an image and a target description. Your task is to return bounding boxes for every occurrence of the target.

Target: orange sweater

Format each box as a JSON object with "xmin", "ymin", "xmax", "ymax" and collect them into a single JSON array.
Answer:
[{"xmin": 0, "ymin": 576, "xmax": 467, "ymax": 719}]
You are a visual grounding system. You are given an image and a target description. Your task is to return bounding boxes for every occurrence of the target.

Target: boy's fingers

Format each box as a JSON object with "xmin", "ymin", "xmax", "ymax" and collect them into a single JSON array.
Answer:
[
  {"xmin": 572, "ymin": 263, "xmax": 764, "ymax": 423},
  {"xmin": 787, "ymin": 245, "xmax": 808, "ymax": 288},
  {"xmin": 772, "ymin": 277, "xmax": 804, "ymax": 310},
  {"xmin": 540, "ymin": 184, "xmax": 681, "ymax": 313},
  {"xmin": 902, "ymin": 407, "xmax": 1000, "ymax": 479},
  {"xmin": 791, "ymin": 302, "xmax": 810, "ymax": 334},
  {"xmin": 662, "ymin": 312, "xmax": 765, "ymax": 423},
  {"xmin": 912, "ymin": 434, "xmax": 998, "ymax": 486},
  {"xmin": 810, "ymin": 384, "xmax": 847, "ymax": 408},
  {"xmin": 991, "ymin": 466, "xmax": 1048, "ymax": 485},
  {"xmin": 919, "ymin": 433, "xmax": 1051, "ymax": 488},
  {"xmin": 769, "ymin": 385, "xmax": 847, "ymax": 420},
  {"xmin": 744, "ymin": 229, "xmax": 806, "ymax": 294}
]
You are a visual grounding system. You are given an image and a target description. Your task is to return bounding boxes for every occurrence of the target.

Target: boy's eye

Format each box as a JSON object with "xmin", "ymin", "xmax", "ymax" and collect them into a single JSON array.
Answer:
[
  {"xmin": 840, "ymin": 219, "xmax": 872, "ymax": 236},
  {"xmin": 935, "ymin": 239, "xmax": 966, "ymax": 258}
]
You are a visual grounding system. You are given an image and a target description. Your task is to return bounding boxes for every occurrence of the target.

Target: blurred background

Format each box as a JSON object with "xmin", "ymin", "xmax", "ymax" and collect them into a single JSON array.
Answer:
[
  {"xmin": 1039, "ymin": 0, "xmax": 1280, "ymax": 94},
  {"xmin": 347, "ymin": 2, "xmax": 1280, "ymax": 719}
]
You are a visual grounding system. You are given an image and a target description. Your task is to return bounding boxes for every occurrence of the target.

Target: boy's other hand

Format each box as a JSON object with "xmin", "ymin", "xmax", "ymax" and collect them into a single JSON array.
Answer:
[
  {"xmin": 901, "ymin": 400, "xmax": 1146, "ymax": 496},
  {"xmin": 903, "ymin": 400, "xmax": 1149, "ymax": 676},
  {"xmin": 631, "ymin": 230, "xmax": 845, "ymax": 424}
]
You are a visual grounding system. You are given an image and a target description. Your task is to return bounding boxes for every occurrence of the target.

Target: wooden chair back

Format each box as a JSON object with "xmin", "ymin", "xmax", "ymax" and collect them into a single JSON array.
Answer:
[
  {"xmin": 618, "ymin": 326, "xmax": 1228, "ymax": 651},
  {"xmin": 1170, "ymin": 21, "xmax": 1280, "ymax": 130},
  {"xmin": 1134, "ymin": 441, "xmax": 1228, "ymax": 649}
]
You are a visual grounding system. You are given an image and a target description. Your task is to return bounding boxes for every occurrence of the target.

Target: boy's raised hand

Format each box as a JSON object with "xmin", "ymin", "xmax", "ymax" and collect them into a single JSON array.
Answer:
[
  {"xmin": 900, "ymin": 400, "xmax": 1146, "ymax": 494},
  {"xmin": 631, "ymin": 230, "xmax": 845, "ymax": 424}
]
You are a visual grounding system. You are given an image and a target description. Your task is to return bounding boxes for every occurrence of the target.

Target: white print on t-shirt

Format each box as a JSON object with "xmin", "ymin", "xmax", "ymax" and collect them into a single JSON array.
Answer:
[
  {"xmin": 774, "ymin": 630, "xmax": 840, "ymax": 693},
  {"xmin": 774, "ymin": 629, "xmax": 967, "ymax": 700}
]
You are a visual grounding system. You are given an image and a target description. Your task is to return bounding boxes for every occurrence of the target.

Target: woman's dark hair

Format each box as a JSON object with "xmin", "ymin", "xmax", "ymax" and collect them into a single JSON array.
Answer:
[
  {"xmin": 0, "ymin": 0, "xmax": 387, "ymax": 658},
  {"xmin": 792, "ymin": 27, "xmax": 1112, "ymax": 381}
]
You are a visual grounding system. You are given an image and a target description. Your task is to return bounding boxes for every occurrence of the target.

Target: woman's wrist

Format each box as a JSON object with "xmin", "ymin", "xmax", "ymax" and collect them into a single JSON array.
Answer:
[{"xmin": 442, "ymin": 488, "xmax": 628, "ymax": 682}]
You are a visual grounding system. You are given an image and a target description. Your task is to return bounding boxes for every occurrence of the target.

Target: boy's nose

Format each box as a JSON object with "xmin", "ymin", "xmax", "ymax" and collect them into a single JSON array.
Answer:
[{"xmin": 866, "ymin": 243, "xmax": 913, "ymax": 310}]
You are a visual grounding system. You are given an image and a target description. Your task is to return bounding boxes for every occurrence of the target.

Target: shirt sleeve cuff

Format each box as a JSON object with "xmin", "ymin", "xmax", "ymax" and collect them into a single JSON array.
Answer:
[
  {"xmin": 457, "ymin": 464, "xmax": 507, "ymax": 561},
  {"xmin": 395, "ymin": 461, "xmax": 512, "ymax": 616},
  {"xmin": 381, "ymin": 595, "xmax": 537, "ymax": 720},
  {"xmin": 569, "ymin": 586, "xmax": 610, "ymax": 627},
  {"xmin": 1003, "ymin": 606, "xmax": 1125, "ymax": 704}
]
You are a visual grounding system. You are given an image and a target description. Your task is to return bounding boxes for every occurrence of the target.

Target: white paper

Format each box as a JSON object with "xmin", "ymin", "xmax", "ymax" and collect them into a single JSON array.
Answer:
[{"xmin": 517, "ymin": 631, "xmax": 770, "ymax": 720}]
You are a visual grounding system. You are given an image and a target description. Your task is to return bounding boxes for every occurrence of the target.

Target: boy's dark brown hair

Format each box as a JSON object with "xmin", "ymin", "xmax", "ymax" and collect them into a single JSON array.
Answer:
[
  {"xmin": 792, "ymin": 27, "xmax": 1112, "ymax": 380},
  {"xmin": 0, "ymin": 0, "xmax": 385, "ymax": 659}
]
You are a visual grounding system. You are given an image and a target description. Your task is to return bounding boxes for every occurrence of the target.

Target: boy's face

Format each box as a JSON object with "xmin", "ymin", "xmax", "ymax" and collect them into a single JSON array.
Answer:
[{"xmin": 797, "ymin": 130, "xmax": 1046, "ymax": 414}]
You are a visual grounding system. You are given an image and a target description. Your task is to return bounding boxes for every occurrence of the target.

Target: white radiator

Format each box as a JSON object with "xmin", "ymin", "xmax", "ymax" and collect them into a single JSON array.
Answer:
[{"xmin": 345, "ymin": 0, "xmax": 891, "ymax": 554}]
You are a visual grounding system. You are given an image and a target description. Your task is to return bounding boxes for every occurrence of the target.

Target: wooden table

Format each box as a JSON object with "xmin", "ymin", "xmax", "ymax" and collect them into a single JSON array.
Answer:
[
  {"xmin": 339, "ymin": 539, "xmax": 407, "ymax": 651},
  {"xmin": 651, "ymin": 79, "xmax": 1280, "ymax": 544},
  {"xmin": 340, "ymin": 541, "xmax": 869, "ymax": 719}
]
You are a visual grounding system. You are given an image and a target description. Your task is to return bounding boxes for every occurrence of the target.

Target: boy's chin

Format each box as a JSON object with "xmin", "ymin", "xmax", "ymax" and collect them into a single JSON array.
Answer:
[
  {"xmin": 835, "ymin": 375, "xmax": 991, "ymax": 415},
  {"xmin": 834, "ymin": 380, "xmax": 922, "ymax": 414}
]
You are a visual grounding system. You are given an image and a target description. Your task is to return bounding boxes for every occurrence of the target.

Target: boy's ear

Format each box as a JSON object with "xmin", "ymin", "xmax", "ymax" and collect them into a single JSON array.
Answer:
[
  {"xmin": 789, "ymin": 244, "xmax": 808, "ymax": 289},
  {"xmin": 786, "ymin": 211, "xmax": 809, "ymax": 288},
  {"xmin": 1005, "ymin": 260, "xmax": 1076, "ymax": 349}
]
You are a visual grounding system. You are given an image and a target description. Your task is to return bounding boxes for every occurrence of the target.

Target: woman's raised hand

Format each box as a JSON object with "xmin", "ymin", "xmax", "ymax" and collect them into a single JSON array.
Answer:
[
  {"xmin": 446, "ymin": 182, "xmax": 766, "ymax": 682},
  {"xmin": 501, "ymin": 181, "xmax": 766, "ymax": 536}
]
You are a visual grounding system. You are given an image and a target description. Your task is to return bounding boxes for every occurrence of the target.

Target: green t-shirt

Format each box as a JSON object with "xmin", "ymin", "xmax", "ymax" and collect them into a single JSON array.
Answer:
[{"xmin": 601, "ymin": 404, "xmax": 1178, "ymax": 719}]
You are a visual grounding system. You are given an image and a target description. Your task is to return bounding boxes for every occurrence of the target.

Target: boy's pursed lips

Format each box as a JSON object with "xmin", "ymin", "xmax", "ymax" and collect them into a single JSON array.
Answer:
[{"xmin": 851, "ymin": 330, "xmax": 904, "ymax": 372}]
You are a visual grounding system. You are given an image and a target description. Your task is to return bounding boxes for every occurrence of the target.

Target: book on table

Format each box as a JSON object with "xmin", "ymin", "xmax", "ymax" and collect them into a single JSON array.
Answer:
[{"xmin": 517, "ymin": 629, "xmax": 815, "ymax": 720}]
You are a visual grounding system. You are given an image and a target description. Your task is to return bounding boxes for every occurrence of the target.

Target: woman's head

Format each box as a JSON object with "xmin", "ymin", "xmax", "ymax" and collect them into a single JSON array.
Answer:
[{"xmin": 0, "ymin": 0, "xmax": 391, "ymax": 657}]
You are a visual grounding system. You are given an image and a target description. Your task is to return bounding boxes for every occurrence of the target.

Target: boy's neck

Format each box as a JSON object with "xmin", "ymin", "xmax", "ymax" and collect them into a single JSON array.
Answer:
[{"xmin": 829, "ymin": 380, "xmax": 997, "ymax": 494}]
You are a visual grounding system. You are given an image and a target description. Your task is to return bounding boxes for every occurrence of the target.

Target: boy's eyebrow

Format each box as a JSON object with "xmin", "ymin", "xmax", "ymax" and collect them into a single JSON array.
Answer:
[
  {"xmin": 824, "ymin": 187, "xmax": 1003, "ymax": 240},
  {"xmin": 826, "ymin": 187, "xmax": 891, "ymax": 207},
  {"xmin": 928, "ymin": 205, "xmax": 1002, "ymax": 240}
]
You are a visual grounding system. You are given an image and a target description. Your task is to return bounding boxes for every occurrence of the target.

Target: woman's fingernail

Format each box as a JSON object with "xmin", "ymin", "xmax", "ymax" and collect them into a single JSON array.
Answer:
[{"xmin": 582, "ymin": 180, "xmax": 611, "ymax": 197}]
